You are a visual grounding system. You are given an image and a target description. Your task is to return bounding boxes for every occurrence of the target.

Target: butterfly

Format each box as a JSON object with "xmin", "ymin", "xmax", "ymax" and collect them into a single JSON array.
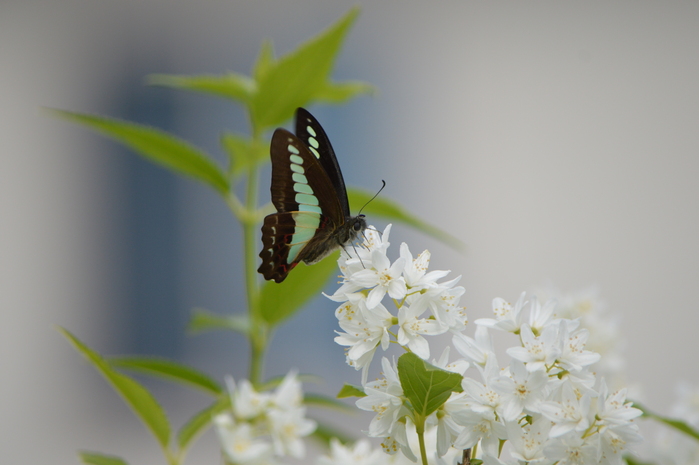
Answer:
[{"xmin": 258, "ymin": 108, "xmax": 367, "ymax": 283}]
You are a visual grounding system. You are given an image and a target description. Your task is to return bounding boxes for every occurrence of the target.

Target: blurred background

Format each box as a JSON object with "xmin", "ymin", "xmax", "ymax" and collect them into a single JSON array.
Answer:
[{"xmin": 2, "ymin": 1, "xmax": 699, "ymax": 463}]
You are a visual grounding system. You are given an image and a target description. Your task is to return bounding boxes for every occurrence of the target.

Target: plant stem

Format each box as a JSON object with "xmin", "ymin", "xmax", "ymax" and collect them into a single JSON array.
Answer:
[
  {"xmin": 243, "ymin": 133, "xmax": 266, "ymax": 386},
  {"xmin": 415, "ymin": 417, "xmax": 429, "ymax": 465}
]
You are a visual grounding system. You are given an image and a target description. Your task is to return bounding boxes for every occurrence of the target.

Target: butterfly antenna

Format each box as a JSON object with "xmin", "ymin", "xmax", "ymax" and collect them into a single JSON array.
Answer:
[{"xmin": 358, "ymin": 180, "xmax": 386, "ymax": 216}]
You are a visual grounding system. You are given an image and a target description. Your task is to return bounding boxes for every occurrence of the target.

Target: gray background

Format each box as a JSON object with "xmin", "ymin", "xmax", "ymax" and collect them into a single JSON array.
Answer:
[{"xmin": 2, "ymin": 1, "xmax": 698, "ymax": 463}]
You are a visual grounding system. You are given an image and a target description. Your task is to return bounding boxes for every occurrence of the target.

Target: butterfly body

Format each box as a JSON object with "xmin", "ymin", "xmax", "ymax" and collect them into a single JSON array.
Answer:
[{"xmin": 258, "ymin": 108, "xmax": 366, "ymax": 283}]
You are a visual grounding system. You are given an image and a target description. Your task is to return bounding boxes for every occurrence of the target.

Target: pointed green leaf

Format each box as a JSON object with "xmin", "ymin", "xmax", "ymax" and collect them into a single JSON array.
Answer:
[
  {"xmin": 187, "ymin": 308, "xmax": 251, "ymax": 335},
  {"xmin": 79, "ymin": 451, "xmax": 129, "ymax": 465},
  {"xmin": 347, "ymin": 187, "xmax": 465, "ymax": 251},
  {"xmin": 253, "ymin": 40, "xmax": 276, "ymax": 82},
  {"xmin": 259, "ymin": 251, "xmax": 340, "ymax": 327},
  {"xmin": 110, "ymin": 357, "xmax": 222, "ymax": 395},
  {"xmin": 51, "ymin": 110, "xmax": 229, "ymax": 195},
  {"xmin": 177, "ymin": 397, "xmax": 230, "ymax": 451},
  {"xmin": 60, "ymin": 328, "xmax": 171, "ymax": 448},
  {"xmin": 303, "ymin": 393, "xmax": 355, "ymax": 413},
  {"xmin": 315, "ymin": 80, "xmax": 375, "ymax": 103},
  {"xmin": 147, "ymin": 73, "xmax": 255, "ymax": 103},
  {"xmin": 635, "ymin": 402, "xmax": 699, "ymax": 440},
  {"xmin": 397, "ymin": 352, "xmax": 463, "ymax": 418},
  {"xmin": 622, "ymin": 457, "xmax": 656, "ymax": 465},
  {"xmin": 250, "ymin": 8, "xmax": 360, "ymax": 130},
  {"xmin": 337, "ymin": 383, "xmax": 366, "ymax": 399}
]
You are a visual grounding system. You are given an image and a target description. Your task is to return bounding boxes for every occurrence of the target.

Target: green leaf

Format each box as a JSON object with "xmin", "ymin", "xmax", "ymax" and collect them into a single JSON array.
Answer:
[
  {"xmin": 315, "ymin": 80, "xmax": 375, "ymax": 103},
  {"xmin": 347, "ymin": 187, "xmax": 465, "ymax": 251},
  {"xmin": 187, "ymin": 308, "xmax": 251, "ymax": 335},
  {"xmin": 259, "ymin": 250, "xmax": 340, "ymax": 327},
  {"xmin": 310, "ymin": 421, "xmax": 356, "ymax": 447},
  {"xmin": 623, "ymin": 456, "xmax": 656, "ymax": 465},
  {"xmin": 635, "ymin": 401, "xmax": 699, "ymax": 440},
  {"xmin": 147, "ymin": 73, "xmax": 255, "ymax": 104},
  {"xmin": 337, "ymin": 383, "xmax": 366, "ymax": 398},
  {"xmin": 177, "ymin": 397, "xmax": 230, "ymax": 451},
  {"xmin": 304, "ymin": 393, "xmax": 355, "ymax": 413},
  {"xmin": 60, "ymin": 328, "xmax": 171, "ymax": 449},
  {"xmin": 79, "ymin": 451, "xmax": 129, "ymax": 465},
  {"xmin": 250, "ymin": 8, "xmax": 360, "ymax": 130},
  {"xmin": 253, "ymin": 40, "xmax": 276, "ymax": 82},
  {"xmin": 51, "ymin": 110, "xmax": 229, "ymax": 195},
  {"xmin": 110, "ymin": 357, "xmax": 222, "ymax": 395},
  {"xmin": 397, "ymin": 352, "xmax": 463, "ymax": 418}
]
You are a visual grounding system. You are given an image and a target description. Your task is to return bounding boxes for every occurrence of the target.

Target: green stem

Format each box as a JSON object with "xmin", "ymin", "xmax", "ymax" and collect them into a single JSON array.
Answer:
[
  {"xmin": 415, "ymin": 416, "xmax": 429, "ymax": 465},
  {"xmin": 243, "ymin": 133, "xmax": 266, "ymax": 386}
]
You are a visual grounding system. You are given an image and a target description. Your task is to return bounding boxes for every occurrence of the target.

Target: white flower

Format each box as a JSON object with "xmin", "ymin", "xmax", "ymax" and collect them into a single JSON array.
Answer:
[
  {"xmin": 411, "ymin": 276, "xmax": 467, "ymax": 331},
  {"xmin": 351, "ymin": 250, "xmax": 407, "ymax": 309},
  {"xmin": 317, "ymin": 438, "xmax": 386, "ymax": 465},
  {"xmin": 400, "ymin": 243, "xmax": 449, "ymax": 290},
  {"xmin": 230, "ymin": 377, "xmax": 271, "ymax": 420},
  {"xmin": 213, "ymin": 415, "xmax": 275, "ymax": 465},
  {"xmin": 331, "ymin": 224, "xmax": 393, "ymax": 301},
  {"xmin": 356, "ymin": 357, "xmax": 406, "ymax": 438},
  {"xmin": 528, "ymin": 295, "xmax": 558, "ymax": 334},
  {"xmin": 271, "ymin": 370, "xmax": 304, "ymax": 411},
  {"xmin": 557, "ymin": 324, "xmax": 601, "ymax": 372},
  {"xmin": 396, "ymin": 303, "xmax": 447, "ymax": 359},
  {"xmin": 476, "ymin": 292, "xmax": 527, "ymax": 333},
  {"xmin": 431, "ymin": 346, "xmax": 470, "ymax": 376},
  {"xmin": 452, "ymin": 325, "xmax": 496, "ymax": 368},
  {"xmin": 451, "ymin": 409, "xmax": 506, "ymax": 457},
  {"xmin": 267, "ymin": 406, "xmax": 317, "ymax": 458},
  {"xmin": 538, "ymin": 382, "xmax": 592, "ymax": 438},
  {"xmin": 491, "ymin": 359, "xmax": 548, "ymax": 421},
  {"xmin": 505, "ymin": 418, "xmax": 551, "ymax": 464},
  {"xmin": 507, "ymin": 323, "xmax": 561, "ymax": 372},
  {"xmin": 543, "ymin": 433, "xmax": 600, "ymax": 465},
  {"xmin": 334, "ymin": 297, "xmax": 393, "ymax": 373}
]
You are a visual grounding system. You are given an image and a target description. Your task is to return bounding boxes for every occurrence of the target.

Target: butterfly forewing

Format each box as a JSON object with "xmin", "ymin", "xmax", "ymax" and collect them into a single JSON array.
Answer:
[{"xmin": 294, "ymin": 108, "xmax": 351, "ymax": 218}]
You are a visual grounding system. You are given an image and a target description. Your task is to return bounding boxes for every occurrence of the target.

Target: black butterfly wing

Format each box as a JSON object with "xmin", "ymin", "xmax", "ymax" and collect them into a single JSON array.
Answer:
[
  {"xmin": 294, "ymin": 108, "xmax": 351, "ymax": 218},
  {"xmin": 258, "ymin": 128, "xmax": 346, "ymax": 283}
]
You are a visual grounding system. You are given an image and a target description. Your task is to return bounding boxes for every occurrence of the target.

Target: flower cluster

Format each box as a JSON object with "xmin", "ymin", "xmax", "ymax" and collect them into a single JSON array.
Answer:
[
  {"xmin": 213, "ymin": 371, "xmax": 316, "ymax": 465},
  {"xmin": 327, "ymin": 225, "xmax": 643, "ymax": 465},
  {"xmin": 329, "ymin": 224, "xmax": 467, "ymax": 384}
]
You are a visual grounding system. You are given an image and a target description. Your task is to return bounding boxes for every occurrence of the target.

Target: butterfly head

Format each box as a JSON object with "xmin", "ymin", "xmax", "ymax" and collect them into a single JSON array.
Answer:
[{"xmin": 344, "ymin": 214, "xmax": 367, "ymax": 244}]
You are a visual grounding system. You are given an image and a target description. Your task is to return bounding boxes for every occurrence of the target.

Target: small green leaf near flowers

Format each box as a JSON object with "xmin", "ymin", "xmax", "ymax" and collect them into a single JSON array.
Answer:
[
  {"xmin": 337, "ymin": 383, "xmax": 367, "ymax": 398},
  {"xmin": 397, "ymin": 352, "xmax": 463, "ymax": 419}
]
